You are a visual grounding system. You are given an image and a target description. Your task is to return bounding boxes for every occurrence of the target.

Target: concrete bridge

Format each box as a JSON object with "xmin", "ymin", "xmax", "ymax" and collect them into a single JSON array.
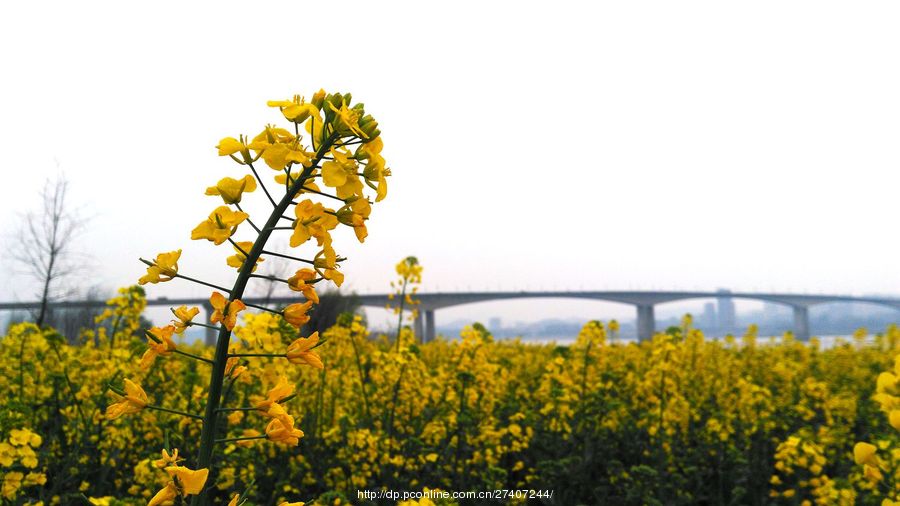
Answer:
[{"xmin": 4, "ymin": 290, "xmax": 900, "ymax": 344}]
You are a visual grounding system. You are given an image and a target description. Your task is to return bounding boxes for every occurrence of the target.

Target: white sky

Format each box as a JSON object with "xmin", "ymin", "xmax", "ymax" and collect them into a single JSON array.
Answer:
[{"xmin": 2, "ymin": 1, "xmax": 900, "ymax": 325}]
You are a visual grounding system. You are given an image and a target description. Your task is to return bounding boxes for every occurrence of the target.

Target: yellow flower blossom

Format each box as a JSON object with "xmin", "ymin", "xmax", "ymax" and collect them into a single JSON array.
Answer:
[
  {"xmin": 105, "ymin": 379, "xmax": 149, "ymax": 420},
  {"xmin": 322, "ymin": 149, "xmax": 364, "ymax": 200},
  {"xmin": 0, "ymin": 443, "xmax": 14, "ymax": 467},
  {"xmin": 282, "ymin": 301, "xmax": 313, "ymax": 328},
  {"xmin": 8, "ymin": 429, "xmax": 41, "ymax": 448},
  {"xmin": 854, "ymin": 442, "xmax": 878, "ymax": 466},
  {"xmin": 248, "ymin": 126, "xmax": 312, "ymax": 170},
  {"xmin": 140, "ymin": 325, "xmax": 177, "ymax": 370},
  {"xmin": 139, "ymin": 249, "xmax": 181, "ymax": 285},
  {"xmin": 358, "ymin": 136, "xmax": 388, "ymax": 201},
  {"xmin": 336, "ymin": 198, "xmax": 370, "ymax": 243},
  {"xmin": 265, "ymin": 415, "xmax": 304, "ymax": 446},
  {"xmin": 209, "ymin": 292, "xmax": 247, "ymax": 331},
  {"xmin": 226, "ymin": 241, "xmax": 263, "ymax": 272},
  {"xmin": 153, "ymin": 448, "xmax": 182, "ymax": 469},
  {"xmin": 268, "ymin": 95, "xmax": 320, "ymax": 123},
  {"xmin": 327, "ymin": 100, "xmax": 367, "ymax": 138},
  {"xmin": 2, "ymin": 472, "xmax": 23, "ymax": 500},
  {"xmin": 254, "ymin": 377, "xmax": 294, "ymax": 423},
  {"xmin": 205, "ymin": 175, "xmax": 257, "ymax": 204},
  {"xmin": 191, "ymin": 206, "xmax": 249, "ymax": 245},
  {"xmin": 149, "ymin": 466, "xmax": 208, "ymax": 506},
  {"xmin": 287, "ymin": 268, "xmax": 318, "ymax": 303},
  {"xmin": 148, "ymin": 482, "xmax": 177, "ymax": 506},
  {"xmin": 165, "ymin": 466, "xmax": 209, "ymax": 494},
  {"xmin": 217, "ymin": 136, "xmax": 249, "ymax": 157},
  {"xmin": 286, "ymin": 332, "xmax": 324, "ymax": 369},
  {"xmin": 225, "ymin": 355, "xmax": 247, "ymax": 379},
  {"xmin": 171, "ymin": 305, "xmax": 199, "ymax": 334},
  {"xmin": 290, "ymin": 199, "xmax": 338, "ymax": 248}
]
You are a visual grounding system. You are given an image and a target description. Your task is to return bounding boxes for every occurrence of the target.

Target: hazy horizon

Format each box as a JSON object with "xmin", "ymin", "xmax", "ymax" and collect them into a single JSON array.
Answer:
[{"xmin": 3, "ymin": 1, "xmax": 900, "ymax": 325}]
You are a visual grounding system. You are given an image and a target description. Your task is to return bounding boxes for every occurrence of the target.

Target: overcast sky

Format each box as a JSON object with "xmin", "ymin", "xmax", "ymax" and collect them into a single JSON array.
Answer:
[{"xmin": 2, "ymin": 1, "xmax": 900, "ymax": 326}]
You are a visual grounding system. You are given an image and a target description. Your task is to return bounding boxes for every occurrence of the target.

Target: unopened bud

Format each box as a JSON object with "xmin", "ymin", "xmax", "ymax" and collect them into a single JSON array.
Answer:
[
  {"xmin": 336, "ymin": 207, "xmax": 364, "ymax": 227},
  {"xmin": 311, "ymin": 89, "xmax": 326, "ymax": 109}
]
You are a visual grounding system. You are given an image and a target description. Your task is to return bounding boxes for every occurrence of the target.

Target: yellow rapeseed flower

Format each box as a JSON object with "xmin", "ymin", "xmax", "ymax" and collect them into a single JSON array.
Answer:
[
  {"xmin": 327, "ymin": 100, "xmax": 367, "ymax": 139},
  {"xmin": 854, "ymin": 442, "xmax": 879, "ymax": 466},
  {"xmin": 248, "ymin": 125, "xmax": 312, "ymax": 170},
  {"xmin": 358, "ymin": 136, "xmax": 388, "ymax": 202},
  {"xmin": 286, "ymin": 332, "xmax": 324, "ymax": 369},
  {"xmin": 140, "ymin": 325, "xmax": 177, "ymax": 370},
  {"xmin": 105, "ymin": 379, "xmax": 149, "ymax": 420},
  {"xmin": 191, "ymin": 206, "xmax": 249, "ymax": 245},
  {"xmin": 268, "ymin": 95, "xmax": 320, "ymax": 124},
  {"xmin": 209, "ymin": 292, "xmax": 247, "ymax": 331},
  {"xmin": 217, "ymin": 137, "xmax": 249, "ymax": 157},
  {"xmin": 224, "ymin": 355, "xmax": 247, "ymax": 379},
  {"xmin": 148, "ymin": 466, "xmax": 209, "ymax": 506},
  {"xmin": 153, "ymin": 448, "xmax": 182, "ymax": 469},
  {"xmin": 290, "ymin": 199, "xmax": 337, "ymax": 248},
  {"xmin": 205, "ymin": 175, "xmax": 257, "ymax": 204},
  {"xmin": 287, "ymin": 268, "xmax": 318, "ymax": 303},
  {"xmin": 139, "ymin": 250, "xmax": 181, "ymax": 285},
  {"xmin": 171, "ymin": 305, "xmax": 199, "ymax": 334},
  {"xmin": 282, "ymin": 301, "xmax": 313, "ymax": 328},
  {"xmin": 265, "ymin": 415, "xmax": 304, "ymax": 446},
  {"xmin": 226, "ymin": 241, "xmax": 263, "ymax": 272},
  {"xmin": 8, "ymin": 429, "xmax": 41, "ymax": 448}
]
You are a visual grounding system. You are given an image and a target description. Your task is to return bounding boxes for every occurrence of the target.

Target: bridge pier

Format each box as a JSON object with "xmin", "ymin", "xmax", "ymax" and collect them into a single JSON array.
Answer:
[
  {"xmin": 636, "ymin": 304, "xmax": 655, "ymax": 342},
  {"xmin": 425, "ymin": 309, "xmax": 435, "ymax": 342},
  {"xmin": 202, "ymin": 302, "xmax": 216, "ymax": 346},
  {"xmin": 793, "ymin": 305, "xmax": 810, "ymax": 341},
  {"xmin": 414, "ymin": 310, "xmax": 424, "ymax": 342}
]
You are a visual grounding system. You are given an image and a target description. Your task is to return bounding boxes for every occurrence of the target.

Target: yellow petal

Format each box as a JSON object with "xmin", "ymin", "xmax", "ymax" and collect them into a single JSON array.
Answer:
[{"xmin": 217, "ymin": 137, "xmax": 244, "ymax": 156}]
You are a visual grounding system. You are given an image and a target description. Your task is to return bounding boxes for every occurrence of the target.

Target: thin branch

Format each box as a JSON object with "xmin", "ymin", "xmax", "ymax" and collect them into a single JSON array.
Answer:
[
  {"xmin": 234, "ymin": 203, "xmax": 261, "ymax": 233},
  {"xmin": 215, "ymin": 435, "xmax": 267, "ymax": 444},
  {"xmin": 300, "ymin": 186, "xmax": 345, "ymax": 202},
  {"xmin": 260, "ymin": 250, "xmax": 316, "ymax": 265},
  {"xmin": 228, "ymin": 352, "xmax": 288, "ymax": 358},
  {"xmin": 247, "ymin": 161, "xmax": 277, "ymax": 207}
]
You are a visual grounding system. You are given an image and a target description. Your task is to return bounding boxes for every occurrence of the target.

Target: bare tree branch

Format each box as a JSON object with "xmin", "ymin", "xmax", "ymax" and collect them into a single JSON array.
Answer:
[{"xmin": 10, "ymin": 173, "xmax": 89, "ymax": 327}]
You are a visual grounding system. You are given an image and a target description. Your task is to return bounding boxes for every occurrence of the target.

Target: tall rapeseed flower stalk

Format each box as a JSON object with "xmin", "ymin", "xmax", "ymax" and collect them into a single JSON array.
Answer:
[
  {"xmin": 388, "ymin": 256, "xmax": 422, "ymax": 346},
  {"xmin": 117, "ymin": 90, "xmax": 389, "ymax": 505}
]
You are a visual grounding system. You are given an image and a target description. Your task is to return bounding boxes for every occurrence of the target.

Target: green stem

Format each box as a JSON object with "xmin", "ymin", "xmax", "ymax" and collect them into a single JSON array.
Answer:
[
  {"xmin": 242, "ymin": 301, "xmax": 283, "ymax": 313},
  {"xmin": 189, "ymin": 321, "xmax": 221, "ymax": 331},
  {"xmin": 260, "ymin": 250, "xmax": 316, "ymax": 265},
  {"xmin": 249, "ymin": 273, "xmax": 289, "ymax": 283},
  {"xmin": 234, "ymin": 203, "xmax": 261, "ymax": 233},
  {"xmin": 394, "ymin": 279, "xmax": 408, "ymax": 350},
  {"xmin": 174, "ymin": 349, "xmax": 214, "ymax": 364},
  {"xmin": 215, "ymin": 435, "xmax": 267, "ymax": 444},
  {"xmin": 348, "ymin": 329, "xmax": 372, "ymax": 425},
  {"xmin": 229, "ymin": 353, "xmax": 287, "ymax": 358},
  {"xmin": 300, "ymin": 186, "xmax": 344, "ymax": 202},
  {"xmin": 192, "ymin": 133, "xmax": 337, "ymax": 506},
  {"xmin": 247, "ymin": 161, "xmax": 276, "ymax": 208},
  {"xmin": 174, "ymin": 272, "xmax": 232, "ymax": 294}
]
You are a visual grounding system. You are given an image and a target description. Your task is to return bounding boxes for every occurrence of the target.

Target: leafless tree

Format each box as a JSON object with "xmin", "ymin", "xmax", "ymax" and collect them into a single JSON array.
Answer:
[
  {"xmin": 12, "ymin": 174, "xmax": 88, "ymax": 328},
  {"xmin": 251, "ymin": 252, "xmax": 292, "ymax": 308}
]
